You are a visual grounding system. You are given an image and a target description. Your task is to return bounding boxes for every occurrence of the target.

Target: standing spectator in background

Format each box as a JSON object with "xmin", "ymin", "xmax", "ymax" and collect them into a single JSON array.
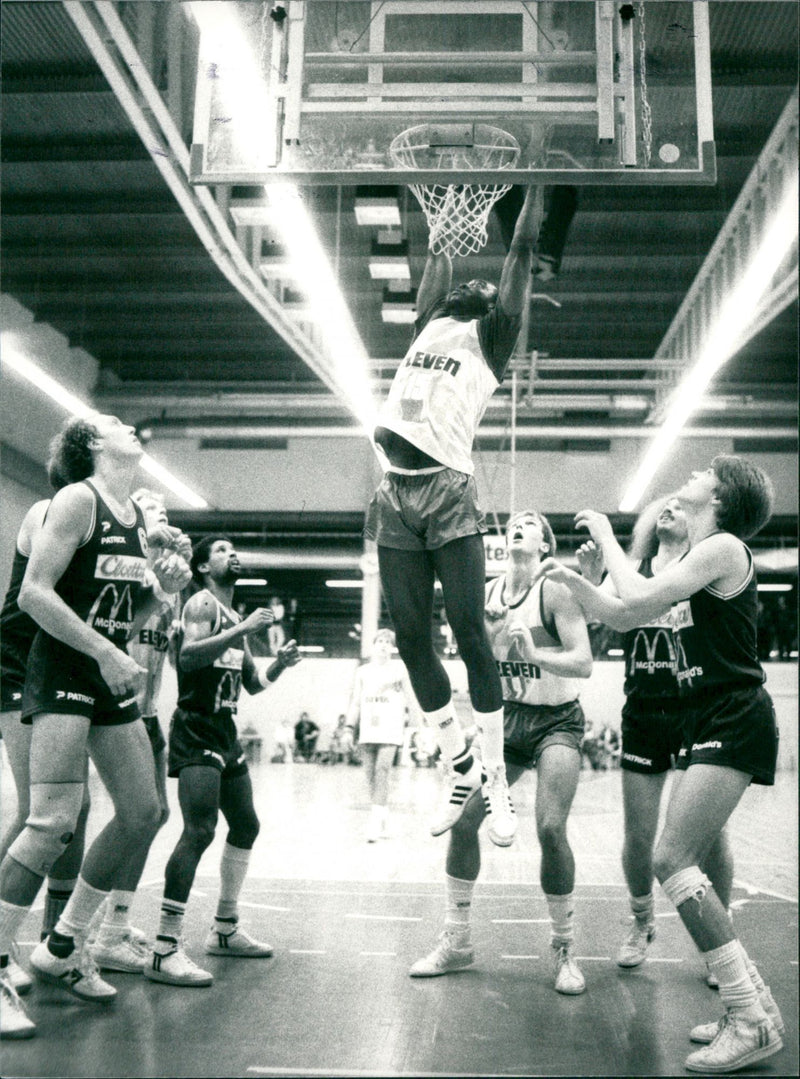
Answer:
[{"xmin": 346, "ymin": 629, "xmax": 422, "ymax": 841}]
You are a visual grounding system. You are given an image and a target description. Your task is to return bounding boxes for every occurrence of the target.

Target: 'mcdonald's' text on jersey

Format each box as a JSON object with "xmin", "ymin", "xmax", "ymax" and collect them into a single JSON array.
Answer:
[
  {"xmin": 670, "ymin": 543, "xmax": 764, "ymax": 694},
  {"xmin": 55, "ymin": 481, "xmax": 149, "ymax": 648},
  {"xmin": 176, "ymin": 591, "xmax": 244, "ymax": 720},
  {"xmin": 623, "ymin": 557, "xmax": 679, "ymax": 701}
]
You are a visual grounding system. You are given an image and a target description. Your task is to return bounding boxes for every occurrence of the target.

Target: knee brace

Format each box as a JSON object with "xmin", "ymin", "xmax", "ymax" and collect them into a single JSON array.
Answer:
[
  {"xmin": 661, "ymin": 866, "xmax": 712, "ymax": 913},
  {"xmin": 8, "ymin": 783, "xmax": 86, "ymax": 878}
]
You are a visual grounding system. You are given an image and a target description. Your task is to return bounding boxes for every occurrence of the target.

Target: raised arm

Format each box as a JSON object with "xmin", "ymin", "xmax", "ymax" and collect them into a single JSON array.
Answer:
[
  {"xmin": 498, "ymin": 186, "xmax": 544, "ymax": 316},
  {"xmin": 537, "ymin": 559, "xmax": 643, "ymax": 633},
  {"xmin": 179, "ymin": 595, "xmax": 271, "ymax": 671},
  {"xmin": 506, "ymin": 579, "xmax": 593, "ymax": 678},
  {"xmin": 415, "ymin": 250, "xmax": 452, "ymax": 318}
]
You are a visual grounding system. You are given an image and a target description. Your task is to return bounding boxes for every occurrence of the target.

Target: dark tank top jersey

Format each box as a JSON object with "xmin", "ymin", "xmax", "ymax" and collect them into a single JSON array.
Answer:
[
  {"xmin": 52, "ymin": 480, "xmax": 150, "ymax": 649},
  {"xmin": 670, "ymin": 543, "xmax": 764, "ymax": 695},
  {"xmin": 176, "ymin": 591, "xmax": 244, "ymax": 722},
  {"xmin": 622, "ymin": 557, "xmax": 679, "ymax": 702},
  {"xmin": 0, "ymin": 547, "xmax": 37, "ymax": 689}
]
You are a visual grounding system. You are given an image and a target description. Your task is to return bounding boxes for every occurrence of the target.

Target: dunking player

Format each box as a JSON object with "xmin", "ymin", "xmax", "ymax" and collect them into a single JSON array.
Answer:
[
  {"xmin": 540, "ymin": 456, "xmax": 785, "ymax": 1073},
  {"xmin": 410, "ymin": 508, "xmax": 592, "ymax": 995},
  {"xmin": 366, "ymin": 185, "xmax": 545, "ymax": 848},
  {"xmin": 577, "ymin": 496, "xmax": 733, "ymax": 981},
  {"xmin": 0, "ymin": 498, "xmax": 88, "ymax": 1027},
  {"xmin": 88, "ymin": 488, "xmax": 192, "ymax": 975},
  {"xmin": 345, "ymin": 628, "xmax": 422, "ymax": 843},
  {"xmin": 0, "ymin": 414, "xmax": 190, "ymax": 1039},
  {"xmin": 145, "ymin": 536, "xmax": 300, "ymax": 987}
]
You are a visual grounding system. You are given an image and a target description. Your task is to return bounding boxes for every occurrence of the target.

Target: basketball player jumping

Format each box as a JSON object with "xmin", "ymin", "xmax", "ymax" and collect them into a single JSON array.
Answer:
[{"xmin": 366, "ymin": 184, "xmax": 544, "ymax": 849}]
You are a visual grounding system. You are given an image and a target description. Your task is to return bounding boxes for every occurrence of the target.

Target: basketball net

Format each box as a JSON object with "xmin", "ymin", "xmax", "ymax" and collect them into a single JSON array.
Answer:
[{"xmin": 389, "ymin": 124, "xmax": 521, "ymax": 258}]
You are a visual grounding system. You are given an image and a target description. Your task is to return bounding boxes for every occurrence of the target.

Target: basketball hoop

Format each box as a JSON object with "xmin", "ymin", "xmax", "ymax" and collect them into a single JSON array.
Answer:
[{"xmin": 389, "ymin": 123, "xmax": 521, "ymax": 258}]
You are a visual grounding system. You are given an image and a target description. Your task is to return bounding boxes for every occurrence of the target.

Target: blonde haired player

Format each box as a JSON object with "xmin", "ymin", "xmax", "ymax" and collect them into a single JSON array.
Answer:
[{"xmin": 346, "ymin": 629, "xmax": 423, "ymax": 842}]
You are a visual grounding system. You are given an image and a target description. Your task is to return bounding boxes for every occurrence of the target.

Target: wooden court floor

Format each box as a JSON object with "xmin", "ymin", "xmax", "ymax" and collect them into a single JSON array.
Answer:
[{"xmin": 1, "ymin": 756, "xmax": 797, "ymax": 1078}]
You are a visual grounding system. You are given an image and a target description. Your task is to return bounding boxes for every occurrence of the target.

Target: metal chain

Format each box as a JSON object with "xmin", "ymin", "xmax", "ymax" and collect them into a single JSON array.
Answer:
[{"xmin": 637, "ymin": 0, "xmax": 653, "ymax": 168}]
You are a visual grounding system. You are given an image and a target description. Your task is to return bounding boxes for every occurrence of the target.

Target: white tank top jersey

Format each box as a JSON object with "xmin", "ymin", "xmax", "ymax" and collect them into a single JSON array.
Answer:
[
  {"xmin": 485, "ymin": 576, "xmax": 580, "ymax": 707},
  {"xmin": 376, "ymin": 314, "xmax": 500, "ymax": 475},
  {"xmin": 357, "ymin": 659, "xmax": 408, "ymax": 746}
]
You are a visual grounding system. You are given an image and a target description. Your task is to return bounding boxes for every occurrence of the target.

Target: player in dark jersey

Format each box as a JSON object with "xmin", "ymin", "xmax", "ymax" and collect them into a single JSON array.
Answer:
[
  {"xmin": 144, "ymin": 536, "xmax": 300, "ymax": 988},
  {"xmin": 0, "ymin": 498, "xmax": 88, "ymax": 1032},
  {"xmin": 88, "ymin": 487, "xmax": 192, "ymax": 976},
  {"xmin": 539, "ymin": 455, "xmax": 784, "ymax": 1074},
  {"xmin": 577, "ymin": 495, "xmax": 733, "ymax": 981},
  {"xmin": 366, "ymin": 186, "xmax": 547, "ymax": 850},
  {"xmin": 0, "ymin": 413, "xmax": 190, "ymax": 1037}
]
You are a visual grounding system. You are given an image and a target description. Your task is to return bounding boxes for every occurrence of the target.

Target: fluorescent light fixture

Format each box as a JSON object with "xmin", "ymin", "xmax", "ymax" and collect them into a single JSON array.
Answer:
[
  {"xmin": 298, "ymin": 645, "xmax": 326, "ymax": 654},
  {"xmin": 382, "ymin": 286, "xmax": 417, "ymax": 324},
  {"xmin": 326, "ymin": 579, "xmax": 363, "ymax": 589},
  {"xmin": 266, "ymin": 184, "xmax": 379, "ymax": 431},
  {"xmin": 607, "ymin": 648, "xmax": 625, "ymax": 656},
  {"xmin": 355, "ymin": 191, "xmax": 401, "ymax": 227},
  {"xmin": 3, "ymin": 335, "xmax": 209, "ymax": 509},
  {"xmin": 237, "ymin": 578, "xmax": 268, "ymax": 587},
  {"xmin": 369, "ymin": 237, "xmax": 411, "ymax": 281},
  {"xmin": 619, "ymin": 172, "xmax": 799, "ymax": 512},
  {"xmin": 757, "ymin": 583, "xmax": 794, "ymax": 592}
]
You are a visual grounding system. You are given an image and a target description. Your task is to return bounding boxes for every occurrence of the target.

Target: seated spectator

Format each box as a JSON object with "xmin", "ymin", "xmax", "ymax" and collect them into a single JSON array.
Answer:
[
  {"xmin": 294, "ymin": 712, "xmax": 320, "ymax": 762},
  {"xmin": 328, "ymin": 714, "xmax": 359, "ymax": 764}
]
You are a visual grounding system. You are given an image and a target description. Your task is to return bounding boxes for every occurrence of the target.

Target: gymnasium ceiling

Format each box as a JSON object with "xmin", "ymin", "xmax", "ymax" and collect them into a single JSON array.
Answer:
[{"xmin": 1, "ymin": 2, "xmax": 798, "ymax": 596}]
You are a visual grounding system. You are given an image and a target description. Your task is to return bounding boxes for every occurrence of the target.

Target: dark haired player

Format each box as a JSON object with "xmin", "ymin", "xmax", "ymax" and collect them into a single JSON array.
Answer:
[
  {"xmin": 366, "ymin": 185, "xmax": 546, "ymax": 849},
  {"xmin": 540, "ymin": 456, "xmax": 785, "ymax": 1073},
  {"xmin": 145, "ymin": 536, "xmax": 300, "ymax": 987}
]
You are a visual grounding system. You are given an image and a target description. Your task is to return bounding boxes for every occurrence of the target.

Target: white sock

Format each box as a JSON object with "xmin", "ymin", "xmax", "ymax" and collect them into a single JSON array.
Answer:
[
  {"xmin": 157, "ymin": 898, "xmax": 186, "ymax": 947},
  {"xmin": 217, "ymin": 843, "xmax": 251, "ymax": 922},
  {"xmin": 444, "ymin": 874, "xmax": 474, "ymax": 939},
  {"xmin": 546, "ymin": 892, "xmax": 575, "ymax": 947},
  {"xmin": 705, "ymin": 940, "xmax": 762, "ymax": 1014},
  {"xmin": 424, "ymin": 702, "xmax": 466, "ymax": 763},
  {"xmin": 101, "ymin": 889, "xmax": 135, "ymax": 934},
  {"xmin": 54, "ymin": 877, "xmax": 108, "ymax": 940},
  {"xmin": 0, "ymin": 899, "xmax": 32, "ymax": 958},
  {"xmin": 472, "ymin": 707, "xmax": 505, "ymax": 771},
  {"xmin": 738, "ymin": 942, "xmax": 767, "ymax": 995}
]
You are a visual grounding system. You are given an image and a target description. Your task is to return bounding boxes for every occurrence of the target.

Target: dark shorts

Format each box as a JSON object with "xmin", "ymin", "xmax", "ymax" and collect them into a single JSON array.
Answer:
[
  {"xmin": 674, "ymin": 684, "xmax": 778, "ymax": 786},
  {"xmin": 364, "ymin": 468, "xmax": 486, "ymax": 551},
  {"xmin": 168, "ymin": 706, "xmax": 248, "ymax": 779},
  {"xmin": 21, "ymin": 633, "xmax": 139, "ymax": 728},
  {"xmin": 620, "ymin": 696, "xmax": 686, "ymax": 775},
  {"xmin": 0, "ymin": 681, "xmax": 24, "ymax": 712},
  {"xmin": 503, "ymin": 698, "xmax": 586, "ymax": 770},
  {"xmin": 142, "ymin": 714, "xmax": 167, "ymax": 757}
]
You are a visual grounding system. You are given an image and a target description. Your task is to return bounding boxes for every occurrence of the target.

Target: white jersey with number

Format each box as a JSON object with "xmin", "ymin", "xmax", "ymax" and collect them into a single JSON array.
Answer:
[
  {"xmin": 357, "ymin": 659, "xmax": 408, "ymax": 746},
  {"xmin": 376, "ymin": 315, "xmax": 499, "ymax": 475},
  {"xmin": 485, "ymin": 576, "xmax": 579, "ymax": 707}
]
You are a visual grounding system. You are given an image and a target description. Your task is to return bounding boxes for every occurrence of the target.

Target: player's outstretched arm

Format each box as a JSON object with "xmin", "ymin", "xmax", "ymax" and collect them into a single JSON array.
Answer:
[
  {"xmin": 498, "ymin": 186, "xmax": 543, "ymax": 316},
  {"xmin": 415, "ymin": 250, "xmax": 452, "ymax": 320}
]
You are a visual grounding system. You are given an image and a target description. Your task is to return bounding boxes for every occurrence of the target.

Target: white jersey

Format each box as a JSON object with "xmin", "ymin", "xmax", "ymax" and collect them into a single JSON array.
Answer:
[
  {"xmin": 128, "ymin": 591, "xmax": 179, "ymax": 716},
  {"xmin": 376, "ymin": 315, "xmax": 499, "ymax": 475},
  {"xmin": 356, "ymin": 659, "xmax": 408, "ymax": 746},
  {"xmin": 485, "ymin": 576, "xmax": 580, "ymax": 707}
]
